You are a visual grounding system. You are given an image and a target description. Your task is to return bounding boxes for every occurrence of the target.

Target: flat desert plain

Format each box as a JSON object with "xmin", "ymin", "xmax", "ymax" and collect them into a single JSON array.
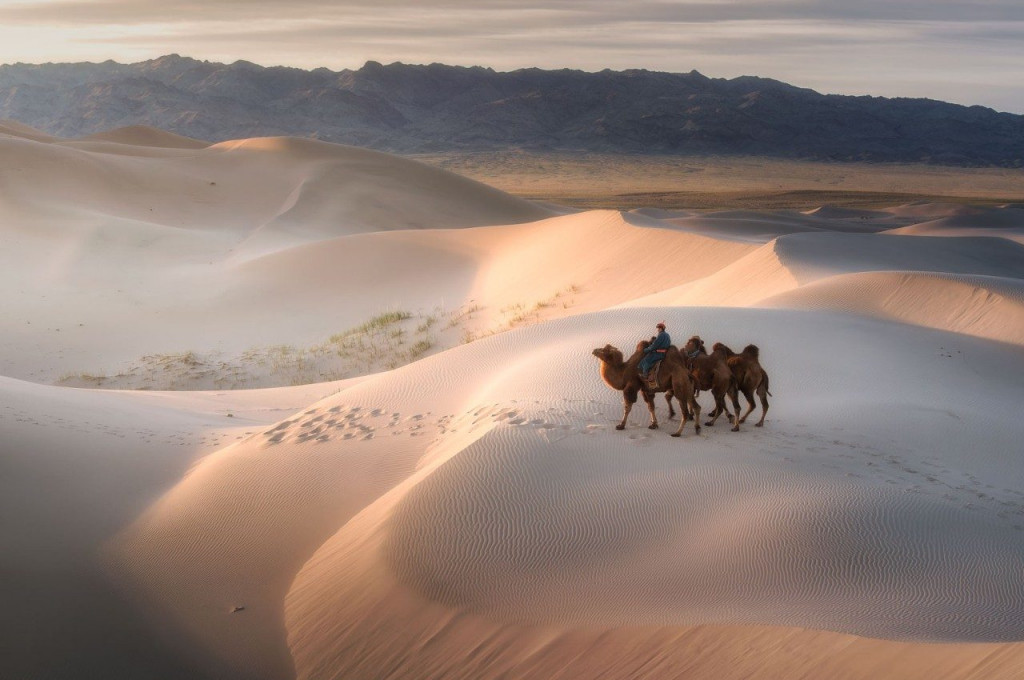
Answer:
[
  {"xmin": 416, "ymin": 151, "xmax": 1024, "ymax": 210},
  {"xmin": 3, "ymin": 120, "xmax": 1024, "ymax": 680}
]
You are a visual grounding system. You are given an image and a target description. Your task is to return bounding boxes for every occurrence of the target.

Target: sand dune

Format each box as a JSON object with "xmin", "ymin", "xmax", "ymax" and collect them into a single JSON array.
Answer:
[
  {"xmin": 773, "ymin": 231, "xmax": 1024, "ymax": 282},
  {"xmin": 885, "ymin": 202, "xmax": 988, "ymax": 219},
  {"xmin": 108, "ymin": 308, "xmax": 1024, "ymax": 679},
  {"xmin": 0, "ymin": 374, "xmax": 348, "ymax": 679},
  {"xmin": 627, "ymin": 229, "xmax": 1024, "ymax": 320},
  {"xmin": 662, "ymin": 208, "xmax": 903, "ymax": 241},
  {"xmin": 884, "ymin": 205, "xmax": 1024, "ymax": 245},
  {"xmin": 0, "ymin": 131, "xmax": 552, "ymax": 386},
  {"xmin": 3, "ymin": 127, "xmax": 1024, "ymax": 679},
  {"xmin": 79, "ymin": 124, "xmax": 210, "ymax": 149},
  {"xmin": 0, "ymin": 132, "xmax": 547, "ymax": 237},
  {"xmin": 761, "ymin": 271, "xmax": 1024, "ymax": 345},
  {"xmin": 0, "ymin": 118, "xmax": 57, "ymax": 142},
  {"xmin": 804, "ymin": 205, "xmax": 893, "ymax": 220}
]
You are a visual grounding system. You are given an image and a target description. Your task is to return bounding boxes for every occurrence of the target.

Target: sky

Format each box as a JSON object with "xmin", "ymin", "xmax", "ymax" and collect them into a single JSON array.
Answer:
[{"xmin": 1, "ymin": 0, "xmax": 1023, "ymax": 114}]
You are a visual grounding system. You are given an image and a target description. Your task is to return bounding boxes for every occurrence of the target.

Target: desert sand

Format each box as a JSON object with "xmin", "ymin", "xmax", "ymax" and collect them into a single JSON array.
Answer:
[{"xmin": 2, "ymin": 121, "xmax": 1024, "ymax": 679}]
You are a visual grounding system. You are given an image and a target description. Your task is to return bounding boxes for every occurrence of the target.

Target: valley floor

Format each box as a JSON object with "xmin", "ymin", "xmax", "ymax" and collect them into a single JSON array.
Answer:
[{"xmin": 414, "ymin": 151, "xmax": 1024, "ymax": 210}]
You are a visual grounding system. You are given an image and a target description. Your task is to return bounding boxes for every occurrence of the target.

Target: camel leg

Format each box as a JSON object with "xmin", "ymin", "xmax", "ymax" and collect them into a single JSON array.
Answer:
[
  {"xmin": 737, "ymin": 388, "xmax": 756, "ymax": 424},
  {"xmin": 671, "ymin": 393, "xmax": 687, "ymax": 437},
  {"xmin": 673, "ymin": 389, "xmax": 701, "ymax": 437},
  {"xmin": 704, "ymin": 389, "xmax": 737, "ymax": 431},
  {"xmin": 673, "ymin": 392, "xmax": 690, "ymax": 437},
  {"xmin": 705, "ymin": 390, "xmax": 732, "ymax": 429},
  {"xmin": 684, "ymin": 388, "xmax": 697, "ymax": 421},
  {"xmin": 755, "ymin": 385, "xmax": 769, "ymax": 427},
  {"xmin": 665, "ymin": 392, "xmax": 676, "ymax": 420},
  {"xmin": 727, "ymin": 385, "xmax": 741, "ymax": 424},
  {"xmin": 643, "ymin": 390, "xmax": 659, "ymax": 429},
  {"xmin": 689, "ymin": 394, "xmax": 702, "ymax": 436},
  {"xmin": 705, "ymin": 387, "xmax": 726, "ymax": 427},
  {"xmin": 617, "ymin": 387, "xmax": 638, "ymax": 430},
  {"xmin": 712, "ymin": 385, "xmax": 738, "ymax": 431},
  {"xmin": 705, "ymin": 393, "xmax": 721, "ymax": 427}
]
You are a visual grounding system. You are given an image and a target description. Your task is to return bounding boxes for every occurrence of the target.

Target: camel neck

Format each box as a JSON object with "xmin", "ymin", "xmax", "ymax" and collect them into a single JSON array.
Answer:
[{"xmin": 600, "ymin": 355, "xmax": 636, "ymax": 390}]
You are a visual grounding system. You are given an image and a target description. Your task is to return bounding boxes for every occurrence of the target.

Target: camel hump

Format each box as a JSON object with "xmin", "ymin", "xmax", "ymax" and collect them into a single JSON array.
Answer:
[{"xmin": 742, "ymin": 344, "xmax": 760, "ymax": 359}]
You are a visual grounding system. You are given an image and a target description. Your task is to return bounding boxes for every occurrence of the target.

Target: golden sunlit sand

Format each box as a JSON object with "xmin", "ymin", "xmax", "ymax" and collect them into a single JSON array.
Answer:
[{"xmin": 3, "ymin": 122, "xmax": 1024, "ymax": 679}]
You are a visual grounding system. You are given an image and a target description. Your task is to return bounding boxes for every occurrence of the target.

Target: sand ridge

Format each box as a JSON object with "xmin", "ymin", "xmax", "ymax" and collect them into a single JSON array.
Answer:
[
  {"xmin": 0, "ymin": 118, "xmax": 57, "ymax": 142},
  {"xmin": 78, "ymin": 124, "xmax": 210, "ymax": 149},
  {"xmin": 279, "ymin": 309, "xmax": 1024, "ymax": 679}
]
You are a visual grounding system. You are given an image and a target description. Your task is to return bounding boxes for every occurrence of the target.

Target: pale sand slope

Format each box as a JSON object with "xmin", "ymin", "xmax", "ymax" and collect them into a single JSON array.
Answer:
[
  {"xmin": 629, "ymin": 223, "xmax": 1024, "ymax": 345},
  {"xmin": 0, "ymin": 118, "xmax": 58, "ymax": 142},
  {"xmin": 106, "ymin": 307, "xmax": 1024, "ymax": 679},
  {"xmin": 659, "ymin": 207, "xmax": 906, "ymax": 240},
  {"xmin": 0, "ymin": 375, "xmax": 351, "ymax": 679},
  {"xmin": 884, "ymin": 205, "xmax": 1024, "ymax": 245},
  {"xmin": 0, "ymin": 130, "xmax": 552, "ymax": 384},
  {"xmin": 231, "ymin": 210, "xmax": 754, "ymax": 334},
  {"xmin": 760, "ymin": 272, "xmax": 1024, "ymax": 345},
  {"xmin": 656, "ymin": 203, "xmax": 1012, "ymax": 242},
  {"xmin": 0, "ymin": 131, "xmax": 548, "ymax": 242},
  {"xmin": 79, "ymin": 124, "xmax": 211, "ymax": 149},
  {"xmin": 2, "ymin": 205, "xmax": 752, "ymax": 387}
]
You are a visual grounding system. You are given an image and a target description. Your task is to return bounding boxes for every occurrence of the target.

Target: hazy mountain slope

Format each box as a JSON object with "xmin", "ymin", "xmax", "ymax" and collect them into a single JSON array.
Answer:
[{"xmin": 2, "ymin": 56, "xmax": 1022, "ymax": 164}]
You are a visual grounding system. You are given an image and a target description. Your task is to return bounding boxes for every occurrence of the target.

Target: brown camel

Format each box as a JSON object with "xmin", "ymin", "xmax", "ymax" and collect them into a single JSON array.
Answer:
[
  {"xmin": 681, "ymin": 335, "xmax": 738, "ymax": 430},
  {"xmin": 592, "ymin": 342, "xmax": 701, "ymax": 437},
  {"xmin": 712, "ymin": 342, "xmax": 771, "ymax": 427}
]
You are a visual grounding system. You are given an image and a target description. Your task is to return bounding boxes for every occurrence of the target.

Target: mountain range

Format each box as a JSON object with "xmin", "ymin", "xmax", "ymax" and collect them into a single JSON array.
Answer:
[{"xmin": 2, "ymin": 54, "xmax": 1023, "ymax": 165}]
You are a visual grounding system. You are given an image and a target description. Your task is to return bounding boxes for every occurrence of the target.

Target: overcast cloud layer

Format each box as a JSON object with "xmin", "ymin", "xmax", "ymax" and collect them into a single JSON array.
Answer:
[{"xmin": 2, "ymin": 0, "xmax": 1023, "ymax": 113}]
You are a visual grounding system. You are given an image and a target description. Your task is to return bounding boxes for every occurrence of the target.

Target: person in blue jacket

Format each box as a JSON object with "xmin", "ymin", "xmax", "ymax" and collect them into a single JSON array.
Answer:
[{"xmin": 638, "ymin": 321, "xmax": 670, "ymax": 378}]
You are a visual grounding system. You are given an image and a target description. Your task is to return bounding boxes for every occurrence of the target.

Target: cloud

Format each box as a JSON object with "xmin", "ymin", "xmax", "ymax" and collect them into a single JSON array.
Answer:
[
  {"xmin": 1, "ymin": 1, "xmax": 1023, "ymax": 112},
  {"xmin": 5, "ymin": 1, "xmax": 1024, "ymax": 26}
]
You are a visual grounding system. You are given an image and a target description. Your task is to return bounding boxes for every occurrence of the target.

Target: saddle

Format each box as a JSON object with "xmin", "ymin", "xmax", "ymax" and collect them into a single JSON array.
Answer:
[{"xmin": 641, "ymin": 360, "xmax": 662, "ymax": 390}]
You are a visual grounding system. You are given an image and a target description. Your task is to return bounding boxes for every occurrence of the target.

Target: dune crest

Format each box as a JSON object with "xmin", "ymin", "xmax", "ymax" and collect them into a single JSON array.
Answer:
[
  {"xmin": 0, "ymin": 118, "xmax": 56, "ymax": 142},
  {"xmin": 79, "ymin": 124, "xmax": 210, "ymax": 149},
  {"xmin": 761, "ymin": 271, "xmax": 1024, "ymax": 345}
]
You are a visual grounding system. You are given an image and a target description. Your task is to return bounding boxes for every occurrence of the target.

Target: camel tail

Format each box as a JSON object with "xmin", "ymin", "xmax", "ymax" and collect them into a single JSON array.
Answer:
[
  {"xmin": 764, "ymin": 373, "xmax": 772, "ymax": 397},
  {"xmin": 742, "ymin": 344, "xmax": 760, "ymax": 360}
]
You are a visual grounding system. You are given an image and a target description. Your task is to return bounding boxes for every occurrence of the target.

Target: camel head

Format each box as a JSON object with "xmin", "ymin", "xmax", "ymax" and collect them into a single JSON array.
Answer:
[
  {"xmin": 684, "ymin": 335, "xmax": 707, "ymax": 357},
  {"xmin": 592, "ymin": 344, "xmax": 623, "ymax": 365}
]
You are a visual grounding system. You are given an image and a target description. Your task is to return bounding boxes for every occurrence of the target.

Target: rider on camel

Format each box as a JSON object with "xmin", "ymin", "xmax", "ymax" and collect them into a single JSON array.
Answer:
[{"xmin": 638, "ymin": 321, "xmax": 670, "ymax": 378}]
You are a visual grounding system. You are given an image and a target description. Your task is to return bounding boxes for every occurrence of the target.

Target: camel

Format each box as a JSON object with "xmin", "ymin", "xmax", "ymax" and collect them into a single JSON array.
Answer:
[
  {"xmin": 592, "ymin": 342, "xmax": 701, "ymax": 437},
  {"xmin": 712, "ymin": 342, "xmax": 771, "ymax": 427},
  {"xmin": 681, "ymin": 335, "xmax": 738, "ymax": 430}
]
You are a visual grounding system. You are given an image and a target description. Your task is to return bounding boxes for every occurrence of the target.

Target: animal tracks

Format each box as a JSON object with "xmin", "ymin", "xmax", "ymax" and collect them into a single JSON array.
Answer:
[{"xmin": 258, "ymin": 401, "xmax": 628, "ymax": 450}]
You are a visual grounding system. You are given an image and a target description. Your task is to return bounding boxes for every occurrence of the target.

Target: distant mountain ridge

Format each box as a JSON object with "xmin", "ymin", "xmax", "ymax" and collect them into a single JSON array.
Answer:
[{"xmin": 2, "ymin": 54, "xmax": 1023, "ymax": 165}]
